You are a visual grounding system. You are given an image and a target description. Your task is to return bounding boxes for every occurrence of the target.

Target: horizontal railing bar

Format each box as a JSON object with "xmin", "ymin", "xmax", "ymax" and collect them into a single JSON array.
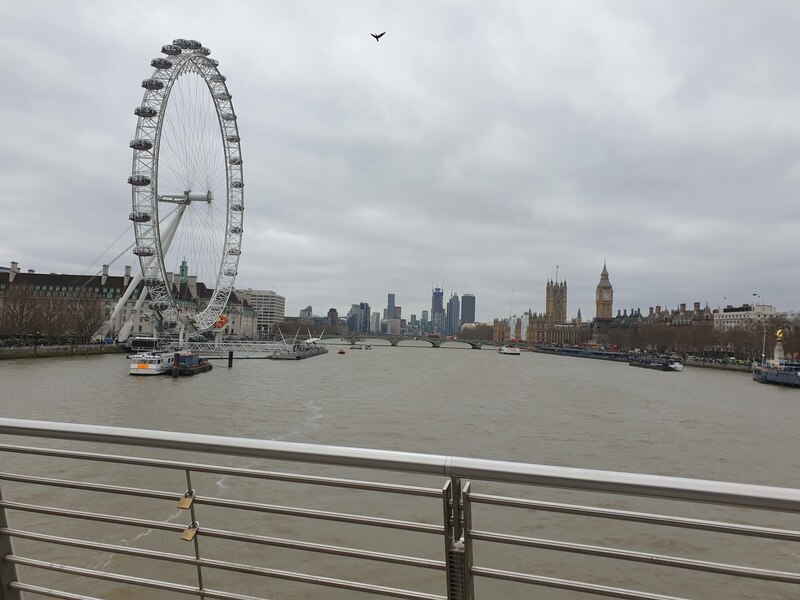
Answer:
[
  {"xmin": 0, "ymin": 472, "xmax": 441, "ymax": 534},
  {"xmin": 3, "ymin": 523, "xmax": 445, "ymax": 571},
  {"xmin": 8, "ymin": 554, "xmax": 446, "ymax": 600},
  {"xmin": 4, "ymin": 527, "xmax": 203, "ymax": 565},
  {"xmin": 2, "ymin": 418, "xmax": 800, "ymax": 511},
  {"xmin": 0, "ymin": 471, "xmax": 177, "ymax": 501},
  {"xmin": 196, "ymin": 495, "xmax": 444, "ymax": 534},
  {"xmin": 0, "ymin": 499, "xmax": 185, "ymax": 533},
  {"xmin": 198, "ymin": 525, "xmax": 446, "ymax": 570},
  {"xmin": 470, "ymin": 530, "xmax": 800, "ymax": 583},
  {"xmin": 0, "ymin": 443, "xmax": 442, "ymax": 498},
  {"xmin": 6, "ymin": 555, "xmax": 209, "ymax": 598},
  {"xmin": 9, "ymin": 582, "xmax": 104, "ymax": 600},
  {"xmin": 470, "ymin": 565, "xmax": 688, "ymax": 600},
  {"xmin": 470, "ymin": 493, "xmax": 800, "ymax": 541},
  {"xmin": 199, "ymin": 553, "xmax": 446, "ymax": 600}
]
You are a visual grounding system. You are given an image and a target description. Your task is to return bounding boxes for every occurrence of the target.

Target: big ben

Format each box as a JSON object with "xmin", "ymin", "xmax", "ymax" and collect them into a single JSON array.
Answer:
[{"xmin": 595, "ymin": 262, "xmax": 613, "ymax": 320}]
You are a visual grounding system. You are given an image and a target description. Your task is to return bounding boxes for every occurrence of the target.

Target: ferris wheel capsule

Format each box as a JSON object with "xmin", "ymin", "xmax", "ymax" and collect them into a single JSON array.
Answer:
[
  {"xmin": 150, "ymin": 58, "xmax": 173, "ymax": 70},
  {"xmin": 134, "ymin": 106, "xmax": 158, "ymax": 118}
]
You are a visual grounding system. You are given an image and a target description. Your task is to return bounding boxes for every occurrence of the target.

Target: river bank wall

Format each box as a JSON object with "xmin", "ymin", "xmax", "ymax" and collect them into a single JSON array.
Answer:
[{"xmin": 0, "ymin": 344, "xmax": 126, "ymax": 360}]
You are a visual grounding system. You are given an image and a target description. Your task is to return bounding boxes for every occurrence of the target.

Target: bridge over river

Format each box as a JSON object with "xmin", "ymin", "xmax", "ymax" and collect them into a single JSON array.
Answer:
[{"xmin": 340, "ymin": 335, "xmax": 494, "ymax": 349}]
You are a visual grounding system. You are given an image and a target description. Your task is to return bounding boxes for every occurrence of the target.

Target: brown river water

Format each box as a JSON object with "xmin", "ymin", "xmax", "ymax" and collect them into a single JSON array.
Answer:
[{"xmin": 1, "ymin": 343, "xmax": 798, "ymax": 599}]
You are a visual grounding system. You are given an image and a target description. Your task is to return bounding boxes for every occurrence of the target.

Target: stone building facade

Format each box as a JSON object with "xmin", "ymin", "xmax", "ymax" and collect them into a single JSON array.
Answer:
[{"xmin": 0, "ymin": 261, "xmax": 255, "ymax": 341}]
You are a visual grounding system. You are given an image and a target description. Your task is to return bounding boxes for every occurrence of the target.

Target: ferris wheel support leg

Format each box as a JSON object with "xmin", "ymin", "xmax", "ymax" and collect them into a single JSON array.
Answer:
[
  {"xmin": 117, "ymin": 286, "xmax": 151, "ymax": 343},
  {"xmin": 160, "ymin": 205, "xmax": 187, "ymax": 254},
  {"xmin": 92, "ymin": 270, "xmax": 145, "ymax": 342}
]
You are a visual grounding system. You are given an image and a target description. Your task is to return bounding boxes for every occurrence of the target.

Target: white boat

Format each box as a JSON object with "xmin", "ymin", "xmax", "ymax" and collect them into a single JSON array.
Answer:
[
  {"xmin": 129, "ymin": 350, "xmax": 213, "ymax": 376},
  {"xmin": 129, "ymin": 351, "xmax": 173, "ymax": 375},
  {"xmin": 498, "ymin": 345, "xmax": 521, "ymax": 356},
  {"xmin": 666, "ymin": 357, "xmax": 684, "ymax": 372}
]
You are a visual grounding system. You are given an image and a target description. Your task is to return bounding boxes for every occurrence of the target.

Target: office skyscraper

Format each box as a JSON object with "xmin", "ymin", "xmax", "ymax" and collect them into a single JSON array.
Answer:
[
  {"xmin": 431, "ymin": 287, "xmax": 445, "ymax": 334},
  {"xmin": 384, "ymin": 293, "xmax": 396, "ymax": 320},
  {"xmin": 446, "ymin": 293, "xmax": 460, "ymax": 336},
  {"xmin": 346, "ymin": 302, "xmax": 371, "ymax": 333},
  {"xmin": 461, "ymin": 294, "xmax": 475, "ymax": 325}
]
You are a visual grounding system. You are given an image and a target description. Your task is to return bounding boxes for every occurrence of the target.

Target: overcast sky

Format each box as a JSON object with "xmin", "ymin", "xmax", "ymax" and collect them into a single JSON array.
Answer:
[{"xmin": 2, "ymin": 1, "xmax": 799, "ymax": 322}]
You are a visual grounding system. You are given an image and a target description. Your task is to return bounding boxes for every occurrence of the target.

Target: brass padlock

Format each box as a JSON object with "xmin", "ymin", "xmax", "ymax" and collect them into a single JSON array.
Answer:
[
  {"xmin": 177, "ymin": 490, "xmax": 195, "ymax": 510},
  {"xmin": 180, "ymin": 522, "xmax": 199, "ymax": 542}
]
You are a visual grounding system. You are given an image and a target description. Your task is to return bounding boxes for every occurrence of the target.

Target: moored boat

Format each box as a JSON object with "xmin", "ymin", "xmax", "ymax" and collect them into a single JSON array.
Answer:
[
  {"xmin": 498, "ymin": 345, "xmax": 521, "ymax": 356},
  {"xmin": 269, "ymin": 339, "xmax": 329, "ymax": 360},
  {"xmin": 129, "ymin": 351, "xmax": 173, "ymax": 375},
  {"xmin": 629, "ymin": 356, "xmax": 683, "ymax": 372},
  {"xmin": 129, "ymin": 350, "xmax": 212, "ymax": 376},
  {"xmin": 752, "ymin": 360, "xmax": 800, "ymax": 388},
  {"xmin": 535, "ymin": 345, "xmax": 633, "ymax": 362},
  {"xmin": 170, "ymin": 352, "xmax": 213, "ymax": 376}
]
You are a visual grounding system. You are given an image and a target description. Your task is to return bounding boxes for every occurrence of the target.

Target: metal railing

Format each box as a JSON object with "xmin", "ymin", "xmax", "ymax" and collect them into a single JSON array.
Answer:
[{"xmin": 1, "ymin": 418, "xmax": 799, "ymax": 599}]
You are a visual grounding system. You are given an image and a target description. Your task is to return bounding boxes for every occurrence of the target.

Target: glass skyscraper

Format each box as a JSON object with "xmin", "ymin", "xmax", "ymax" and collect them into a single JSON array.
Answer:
[
  {"xmin": 431, "ymin": 287, "xmax": 445, "ymax": 334},
  {"xmin": 446, "ymin": 293, "xmax": 460, "ymax": 336},
  {"xmin": 460, "ymin": 293, "xmax": 475, "ymax": 325}
]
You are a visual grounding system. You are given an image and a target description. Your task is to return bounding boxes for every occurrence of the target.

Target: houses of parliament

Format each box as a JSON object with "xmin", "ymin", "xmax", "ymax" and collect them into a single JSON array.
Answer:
[{"xmin": 493, "ymin": 264, "xmax": 614, "ymax": 345}]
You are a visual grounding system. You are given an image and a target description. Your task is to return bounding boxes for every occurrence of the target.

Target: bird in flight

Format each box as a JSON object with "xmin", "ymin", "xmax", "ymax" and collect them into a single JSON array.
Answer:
[{"xmin": 371, "ymin": 32, "xmax": 386, "ymax": 42}]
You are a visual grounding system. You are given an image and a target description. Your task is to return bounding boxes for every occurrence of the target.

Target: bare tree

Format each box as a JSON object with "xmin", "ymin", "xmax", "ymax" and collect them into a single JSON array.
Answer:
[
  {"xmin": 0, "ymin": 289, "xmax": 38, "ymax": 337},
  {"xmin": 36, "ymin": 297, "xmax": 70, "ymax": 339},
  {"xmin": 67, "ymin": 298, "xmax": 106, "ymax": 342},
  {"xmin": 459, "ymin": 324, "xmax": 494, "ymax": 340}
]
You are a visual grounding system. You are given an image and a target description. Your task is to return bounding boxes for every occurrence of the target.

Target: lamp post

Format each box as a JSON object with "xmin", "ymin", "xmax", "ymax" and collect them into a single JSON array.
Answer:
[{"xmin": 753, "ymin": 293, "xmax": 763, "ymax": 363}]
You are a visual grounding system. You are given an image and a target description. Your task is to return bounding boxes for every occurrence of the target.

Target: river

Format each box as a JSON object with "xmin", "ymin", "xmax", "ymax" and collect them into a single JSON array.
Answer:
[{"xmin": 1, "ymin": 344, "xmax": 798, "ymax": 599}]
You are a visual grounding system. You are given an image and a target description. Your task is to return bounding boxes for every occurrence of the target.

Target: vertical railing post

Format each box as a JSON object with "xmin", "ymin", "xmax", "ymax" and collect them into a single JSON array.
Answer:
[
  {"xmin": 0, "ymin": 484, "xmax": 21, "ymax": 600},
  {"xmin": 181, "ymin": 470, "xmax": 204, "ymax": 600},
  {"xmin": 461, "ymin": 482, "xmax": 474, "ymax": 600},
  {"xmin": 442, "ymin": 477, "xmax": 471, "ymax": 600}
]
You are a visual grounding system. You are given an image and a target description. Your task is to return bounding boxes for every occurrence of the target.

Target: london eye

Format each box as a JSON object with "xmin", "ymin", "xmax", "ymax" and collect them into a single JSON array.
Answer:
[{"xmin": 126, "ymin": 39, "xmax": 244, "ymax": 343}]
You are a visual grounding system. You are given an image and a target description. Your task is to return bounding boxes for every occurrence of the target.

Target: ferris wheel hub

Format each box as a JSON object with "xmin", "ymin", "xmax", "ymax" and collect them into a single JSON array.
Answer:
[{"xmin": 158, "ymin": 190, "xmax": 213, "ymax": 205}]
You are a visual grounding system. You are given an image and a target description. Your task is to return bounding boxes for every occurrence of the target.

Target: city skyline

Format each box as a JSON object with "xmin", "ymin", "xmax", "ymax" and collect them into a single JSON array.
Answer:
[{"xmin": 2, "ymin": 2, "xmax": 799, "ymax": 321}]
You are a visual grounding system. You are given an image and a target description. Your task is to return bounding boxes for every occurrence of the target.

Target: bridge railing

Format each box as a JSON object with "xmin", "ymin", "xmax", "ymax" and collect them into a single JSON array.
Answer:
[{"xmin": 1, "ymin": 418, "xmax": 799, "ymax": 599}]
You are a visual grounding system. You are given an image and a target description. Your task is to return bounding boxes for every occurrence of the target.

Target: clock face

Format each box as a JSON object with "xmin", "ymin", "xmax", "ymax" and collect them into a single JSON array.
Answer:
[{"xmin": 603, "ymin": 291, "xmax": 610, "ymax": 300}]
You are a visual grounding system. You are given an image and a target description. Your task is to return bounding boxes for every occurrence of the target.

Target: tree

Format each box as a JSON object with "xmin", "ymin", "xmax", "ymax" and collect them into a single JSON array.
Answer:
[
  {"xmin": 0, "ymin": 288, "xmax": 38, "ymax": 337},
  {"xmin": 36, "ymin": 297, "xmax": 70, "ymax": 340},
  {"xmin": 67, "ymin": 298, "xmax": 106, "ymax": 342},
  {"xmin": 458, "ymin": 324, "xmax": 494, "ymax": 340}
]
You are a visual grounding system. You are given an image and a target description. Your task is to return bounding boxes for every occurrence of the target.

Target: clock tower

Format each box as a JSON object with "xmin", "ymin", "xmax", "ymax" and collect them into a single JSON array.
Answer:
[{"xmin": 595, "ymin": 262, "xmax": 613, "ymax": 321}]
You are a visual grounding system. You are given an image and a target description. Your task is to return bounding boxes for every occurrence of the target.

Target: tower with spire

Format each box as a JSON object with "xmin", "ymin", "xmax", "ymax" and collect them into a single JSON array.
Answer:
[
  {"xmin": 546, "ymin": 277, "xmax": 567, "ymax": 323},
  {"xmin": 595, "ymin": 262, "xmax": 613, "ymax": 321}
]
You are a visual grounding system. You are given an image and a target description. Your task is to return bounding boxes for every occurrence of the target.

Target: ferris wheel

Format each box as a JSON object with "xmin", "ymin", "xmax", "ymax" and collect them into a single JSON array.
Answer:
[{"xmin": 127, "ymin": 39, "xmax": 243, "ymax": 340}]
